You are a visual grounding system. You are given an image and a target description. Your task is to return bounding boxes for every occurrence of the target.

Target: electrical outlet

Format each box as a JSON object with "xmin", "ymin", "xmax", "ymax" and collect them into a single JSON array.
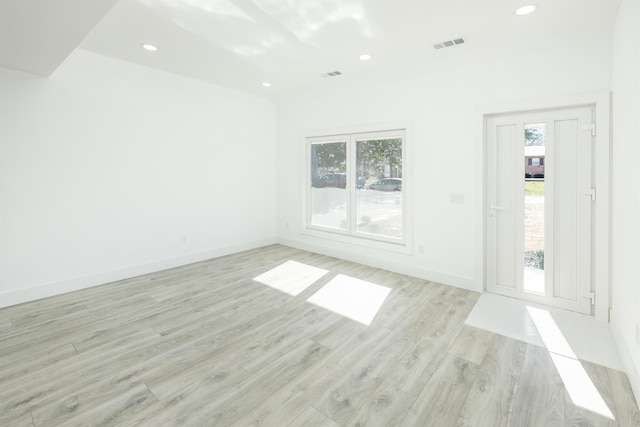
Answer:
[
  {"xmin": 418, "ymin": 244, "xmax": 424, "ymax": 254},
  {"xmin": 636, "ymin": 324, "xmax": 639, "ymax": 345},
  {"xmin": 181, "ymin": 235, "xmax": 186, "ymax": 244},
  {"xmin": 285, "ymin": 221, "xmax": 290, "ymax": 230}
]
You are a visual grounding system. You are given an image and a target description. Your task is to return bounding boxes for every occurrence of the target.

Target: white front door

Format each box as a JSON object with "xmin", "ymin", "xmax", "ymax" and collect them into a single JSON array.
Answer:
[{"xmin": 486, "ymin": 107, "xmax": 594, "ymax": 314}]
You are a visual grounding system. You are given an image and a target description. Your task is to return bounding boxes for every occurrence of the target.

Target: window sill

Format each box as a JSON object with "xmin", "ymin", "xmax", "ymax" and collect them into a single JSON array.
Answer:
[{"xmin": 301, "ymin": 226, "xmax": 413, "ymax": 255}]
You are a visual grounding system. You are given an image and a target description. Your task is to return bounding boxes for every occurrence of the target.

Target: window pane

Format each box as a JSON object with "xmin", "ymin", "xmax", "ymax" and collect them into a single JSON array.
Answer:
[
  {"xmin": 524, "ymin": 123, "xmax": 545, "ymax": 294},
  {"xmin": 310, "ymin": 141, "xmax": 347, "ymax": 231},
  {"xmin": 355, "ymin": 138, "xmax": 403, "ymax": 239}
]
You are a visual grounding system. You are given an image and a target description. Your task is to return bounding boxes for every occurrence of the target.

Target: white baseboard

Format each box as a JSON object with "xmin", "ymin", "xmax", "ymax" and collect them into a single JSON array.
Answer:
[
  {"xmin": 277, "ymin": 237, "xmax": 478, "ymax": 292},
  {"xmin": 610, "ymin": 310, "xmax": 640, "ymax": 411},
  {"xmin": 0, "ymin": 238, "xmax": 277, "ymax": 309}
]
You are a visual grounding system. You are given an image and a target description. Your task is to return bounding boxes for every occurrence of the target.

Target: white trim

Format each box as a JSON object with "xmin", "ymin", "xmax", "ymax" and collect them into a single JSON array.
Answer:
[
  {"xmin": 303, "ymin": 120, "xmax": 414, "ymax": 140},
  {"xmin": 277, "ymin": 237, "xmax": 475, "ymax": 290},
  {"xmin": 594, "ymin": 92, "xmax": 611, "ymax": 322},
  {"xmin": 477, "ymin": 91, "xmax": 611, "ymax": 322},
  {"xmin": 0, "ymin": 238, "xmax": 277, "ymax": 309},
  {"xmin": 301, "ymin": 227, "xmax": 412, "ymax": 255},
  {"xmin": 611, "ymin": 309, "xmax": 640, "ymax": 411}
]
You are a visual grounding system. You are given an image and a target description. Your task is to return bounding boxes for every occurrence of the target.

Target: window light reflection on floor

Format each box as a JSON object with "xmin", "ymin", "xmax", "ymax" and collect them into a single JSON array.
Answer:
[
  {"xmin": 253, "ymin": 260, "xmax": 328, "ymax": 296},
  {"xmin": 306, "ymin": 274, "xmax": 390, "ymax": 325},
  {"xmin": 526, "ymin": 306, "xmax": 615, "ymax": 420}
]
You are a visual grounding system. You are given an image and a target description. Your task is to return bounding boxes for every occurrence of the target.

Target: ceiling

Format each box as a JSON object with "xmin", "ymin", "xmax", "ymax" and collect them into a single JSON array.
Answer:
[{"xmin": 0, "ymin": 0, "xmax": 622, "ymax": 100}]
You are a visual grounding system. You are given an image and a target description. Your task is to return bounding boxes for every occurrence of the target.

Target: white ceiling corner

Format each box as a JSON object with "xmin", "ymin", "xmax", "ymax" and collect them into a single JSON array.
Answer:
[{"xmin": 0, "ymin": 0, "xmax": 118, "ymax": 76}]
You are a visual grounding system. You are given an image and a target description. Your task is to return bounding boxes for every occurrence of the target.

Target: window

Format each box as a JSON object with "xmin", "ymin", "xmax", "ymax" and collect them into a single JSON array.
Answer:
[{"xmin": 307, "ymin": 129, "xmax": 407, "ymax": 245}]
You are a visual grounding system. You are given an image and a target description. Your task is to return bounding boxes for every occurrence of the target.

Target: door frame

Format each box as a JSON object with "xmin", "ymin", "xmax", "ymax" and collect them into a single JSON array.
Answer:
[
  {"xmin": 486, "ymin": 107, "xmax": 593, "ymax": 314},
  {"xmin": 475, "ymin": 92, "xmax": 611, "ymax": 322}
]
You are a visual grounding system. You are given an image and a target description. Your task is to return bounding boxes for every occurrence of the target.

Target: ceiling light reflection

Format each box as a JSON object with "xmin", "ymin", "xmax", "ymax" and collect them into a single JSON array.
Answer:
[
  {"xmin": 253, "ymin": 1, "xmax": 372, "ymax": 41},
  {"xmin": 140, "ymin": 0, "xmax": 255, "ymax": 22}
]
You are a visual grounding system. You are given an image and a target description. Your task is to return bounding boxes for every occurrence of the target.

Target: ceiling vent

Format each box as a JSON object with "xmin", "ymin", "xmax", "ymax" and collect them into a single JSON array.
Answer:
[
  {"xmin": 433, "ymin": 37, "xmax": 465, "ymax": 50},
  {"xmin": 321, "ymin": 70, "xmax": 343, "ymax": 78}
]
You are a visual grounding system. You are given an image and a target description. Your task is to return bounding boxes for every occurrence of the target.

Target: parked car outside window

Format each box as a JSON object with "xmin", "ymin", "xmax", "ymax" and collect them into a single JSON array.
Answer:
[
  {"xmin": 317, "ymin": 173, "xmax": 347, "ymax": 188},
  {"xmin": 367, "ymin": 178, "xmax": 402, "ymax": 191}
]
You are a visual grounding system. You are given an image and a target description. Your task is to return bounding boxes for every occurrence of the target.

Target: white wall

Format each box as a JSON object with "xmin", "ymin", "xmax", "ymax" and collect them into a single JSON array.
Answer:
[
  {"xmin": 0, "ymin": 50, "xmax": 277, "ymax": 307},
  {"xmin": 611, "ymin": 0, "xmax": 640, "ymax": 405},
  {"xmin": 276, "ymin": 39, "xmax": 612, "ymax": 291}
]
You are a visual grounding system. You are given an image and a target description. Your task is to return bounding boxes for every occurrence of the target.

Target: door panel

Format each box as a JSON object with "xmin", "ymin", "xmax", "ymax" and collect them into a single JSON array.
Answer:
[
  {"xmin": 553, "ymin": 119, "xmax": 578, "ymax": 301},
  {"xmin": 495, "ymin": 124, "xmax": 519, "ymax": 292}
]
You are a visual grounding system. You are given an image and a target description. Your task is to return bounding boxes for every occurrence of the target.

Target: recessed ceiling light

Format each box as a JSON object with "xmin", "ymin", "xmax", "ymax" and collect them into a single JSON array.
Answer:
[
  {"xmin": 262, "ymin": 82, "xmax": 272, "ymax": 87},
  {"xmin": 359, "ymin": 54, "xmax": 372, "ymax": 61},
  {"xmin": 515, "ymin": 4, "xmax": 537, "ymax": 15},
  {"xmin": 141, "ymin": 43, "xmax": 159, "ymax": 52}
]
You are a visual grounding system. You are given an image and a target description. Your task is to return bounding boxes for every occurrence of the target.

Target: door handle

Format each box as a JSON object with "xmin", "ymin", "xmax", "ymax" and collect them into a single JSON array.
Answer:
[
  {"xmin": 581, "ymin": 189, "xmax": 596, "ymax": 201},
  {"xmin": 488, "ymin": 205, "xmax": 503, "ymax": 219}
]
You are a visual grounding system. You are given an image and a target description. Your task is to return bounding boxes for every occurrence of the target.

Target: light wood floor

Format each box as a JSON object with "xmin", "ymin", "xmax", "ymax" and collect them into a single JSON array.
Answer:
[{"xmin": 1, "ymin": 245, "xmax": 638, "ymax": 426}]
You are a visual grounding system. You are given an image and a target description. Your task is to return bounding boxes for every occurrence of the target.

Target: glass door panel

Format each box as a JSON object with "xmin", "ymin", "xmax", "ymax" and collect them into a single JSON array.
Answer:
[{"xmin": 523, "ymin": 123, "xmax": 546, "ymax": 294}]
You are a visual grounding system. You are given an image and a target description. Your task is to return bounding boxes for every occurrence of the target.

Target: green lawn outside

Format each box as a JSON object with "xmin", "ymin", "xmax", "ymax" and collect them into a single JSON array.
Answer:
[{"xmin": 525, "ymin": 181, "xmax": 545, "ymax": 196}]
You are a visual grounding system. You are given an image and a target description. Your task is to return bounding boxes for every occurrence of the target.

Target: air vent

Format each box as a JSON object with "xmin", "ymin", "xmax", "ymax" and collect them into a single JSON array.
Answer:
[
  {"xmin": 433, "ymin": 37, "xmax": 465, "ymax": 50},
  {"xmin": 321, "ymin": 70, "xmax": 343, "ymax": 78}
]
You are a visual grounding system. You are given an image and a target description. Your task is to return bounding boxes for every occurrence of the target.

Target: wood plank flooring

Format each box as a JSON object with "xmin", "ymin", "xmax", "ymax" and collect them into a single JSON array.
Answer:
[{"xmin": 0, "ymin": 244, "xmax": 638, "ymax": 426}]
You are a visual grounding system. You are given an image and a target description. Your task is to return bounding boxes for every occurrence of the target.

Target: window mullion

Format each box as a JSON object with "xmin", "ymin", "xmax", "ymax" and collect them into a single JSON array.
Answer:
[{"xmin": 348, "ymin": 135, "xmax": 357, "ymax": 236}]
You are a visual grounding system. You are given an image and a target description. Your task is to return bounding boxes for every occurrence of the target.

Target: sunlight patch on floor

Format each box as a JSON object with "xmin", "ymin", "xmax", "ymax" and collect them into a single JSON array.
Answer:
[
  {"xmin": 550, "ymin": 353, "xmax": 615, "ymax": 419},
  {"xmin": 528, "ymin": 306, "xmax": 615, "ymax": 420},
  {"xmin": 253, "ymin": 260, "xmax": 328, "ymax": 296},
  {"xmin": 306, "ymin": 274, "xmax": 390, "ymax": 325},
  {"xmin": 526, "ymin": 306, "xmax": 575, "ymax": 358}
]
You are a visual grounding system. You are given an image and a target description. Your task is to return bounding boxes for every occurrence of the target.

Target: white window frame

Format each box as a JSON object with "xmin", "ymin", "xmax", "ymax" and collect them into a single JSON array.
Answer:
[{"xmin": 303, "ymin": 128, "xmax": 411, "ymax": 253}]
